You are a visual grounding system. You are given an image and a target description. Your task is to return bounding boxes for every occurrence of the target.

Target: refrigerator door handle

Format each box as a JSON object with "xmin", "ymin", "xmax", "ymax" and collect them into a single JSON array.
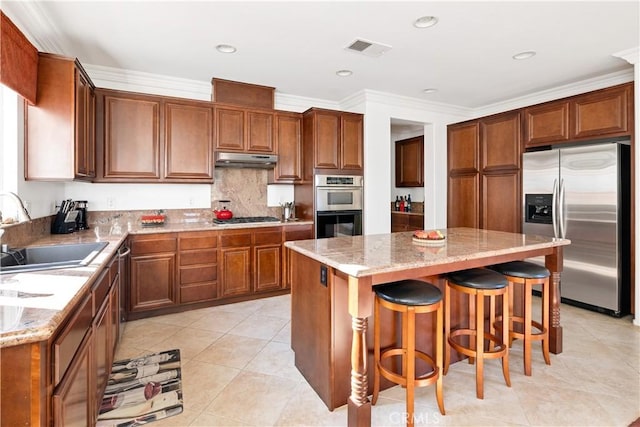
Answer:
[
  {"xmin": 559, "ymin": 178, "xmax": 566, "ymax": 238},
  {"xmin": 552, "ymin": 178, "xmax": 559, "ymax": 238}
]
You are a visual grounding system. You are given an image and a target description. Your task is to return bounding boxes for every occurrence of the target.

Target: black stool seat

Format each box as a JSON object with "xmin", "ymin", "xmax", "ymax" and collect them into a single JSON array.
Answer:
[
  {"xmin": 374, "ymin": 280, "xmax": 442, "ymax": 306},
  {"xmin": 489, "ymin": 261, "xmax": 550, "ymax": 279},
  {"xmin": 447, "ymin": 268, "xmax": 507, "ymax": 290}
]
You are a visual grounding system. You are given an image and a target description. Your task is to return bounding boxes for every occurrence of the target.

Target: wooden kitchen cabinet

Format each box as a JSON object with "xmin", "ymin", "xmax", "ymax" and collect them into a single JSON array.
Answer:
[
  {"xmin": 282, "ymin": 224, "xmax": 314, "ymax": 289},
  {"xmin": 302, "ymin": 108, "xmax": 363, "ymax": 179},
  {"xmin": 523, "ymin": 101, "xmax": 570, "ymax": 146},
  {"xmin": 447, "ymin": 111, "xmax": 521, "ymax": 233},
  {"xmin": 52, "ymin": 328, "xmax": 93, "ymax": 427},
  {"xmin": 219, "ymin": 230, "xmax": 252, "ymax": 298},
  {"xmin": 179, "ymin": 231, "xmax": 218, "ymax": 303},
  {"xmin": 391, "ymin": 212, "xmax": 424, "ymax": 232},
  {"xmin": 524, "ymin": 82, "xmax": 633, "ymax": 148},
  {"xmin": 270, "ymin": 112, "xmax": 303, "ymax": 182},
  {"xmin": 165, "ymin": 101, "xmax": 214, "ymax": 180},
  {"xmin": 96, "ymin": 89, "xmax": 214, "ymax": 183},
  {"xmin": 215, "ymin": 104, "xmax": 275, "ymax": 153},
  {"xmin": 253, "ymin": 227, "xmax": 283, "ymax": 293},
  {"xmin": 25, "ymin": 52, "xmax": 96, "ymax": 181},
  {"xmin": 571, "ymin": 83, "xmax": 632, "ymax": 140},
  {"xmin": 395, "ymin": 136, "xmax": 424, "ymax": 187},
  {"xmin": 129, "ymin": 233, "xmax": 178, "ymax": 315}
]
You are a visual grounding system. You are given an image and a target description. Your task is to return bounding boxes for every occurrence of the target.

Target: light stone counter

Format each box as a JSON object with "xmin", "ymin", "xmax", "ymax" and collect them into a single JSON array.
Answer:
[{"xmin": 0, "ymin": 219, "xmax": 313, "ymax": 347}]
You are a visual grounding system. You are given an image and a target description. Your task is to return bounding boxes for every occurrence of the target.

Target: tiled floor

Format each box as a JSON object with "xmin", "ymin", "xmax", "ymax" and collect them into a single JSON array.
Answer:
[{"xmin": 115, "ymin": 294, "xmax": 640, "ymax": 426}]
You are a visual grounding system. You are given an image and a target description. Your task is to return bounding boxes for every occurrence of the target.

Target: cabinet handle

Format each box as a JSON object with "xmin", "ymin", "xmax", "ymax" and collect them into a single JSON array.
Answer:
[{"xmin": 118, "ymin": 246, "xmax": 131, "ymax": 258}]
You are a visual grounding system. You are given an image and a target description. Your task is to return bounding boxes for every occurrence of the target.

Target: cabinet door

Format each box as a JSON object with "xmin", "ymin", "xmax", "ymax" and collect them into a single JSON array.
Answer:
[
  {"xmin": 524, "ymin": 101, "xmax": 570, "ymax": 147},
  {"xmin": 246, "ymin": 110, "xmax": 275, "ymax": 153},
  {"xmin": 52, "ymin": 329, "xmax": 92, "ymax": 427},
  {"xmin": 391, "ymin": 213, "xmax": 409, "ymax": 232},
  {"xmin": 103, "ymin": 93, "xmax": 161, "ymax": 179},
  {"xmin": 282, "ymin": 224, "xmax": 314, "ymax": 288},
  {"xmin": 219, "ymin": 231, "xmax": 252, "ymax": 298},
  {"xmin": 340, "ymin": 113, "xmax": 364, "ymax": 171},
  {"xmin": 254, "ymin": 245, "xmax": 282, "ymax": 292},
  {"xmin": 130, "ymin": 254, "xmax": 176, "ymax": 312},
  {"xmin": 215, "ymin": 106, "xmax": 245, "ymax": 151},
  {"xmin": 480, "ymin": 111, "xmax": 521, "ymax": 171},
  {"xmin": 482, "ymin": 171, "xmax": 521, "ymax": 232},
  {"xmin": 395, "ymin": 136, "xmax": 424, "ymax": 187},
  {"xmin": 164, "ymin": 102, "xmax": 214, "ymax": 181},
  {"xmin": 447, "ymin": 174, "xmax": 480, "ymax": 228},
  {"xmin": 314, "ymin": 111, "xmax": 340, "ymax": 169},
  {"xmin": 448, "ymin": 122, "xmax": 479, "ymax": 173},
  {"xmin": 219, "ymin": 248, "xmax": 251, "ymax": 297},
  {"xmin": 571, "ymin": 84, "xmax": 631, "ymax": 139},
  {"xmin": 273, "ymin": 113, "xmax": 302, "ymax": 181},
  {"xmin": 74, "ymin": 70, "xmax": 90, "ymax": 177},
  {"xmin": 93, "ymin": 295, "xmax": 110, "ymax": 419}
]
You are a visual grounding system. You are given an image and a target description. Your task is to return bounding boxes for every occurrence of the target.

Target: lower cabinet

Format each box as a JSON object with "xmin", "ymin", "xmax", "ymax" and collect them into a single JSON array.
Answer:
[
  {"xmin": 129, "ymin": 233, "xmax": 178, "ymax": 313},
  {"xmin": 178, "ymin": 231, "xmax": 218, "ymax": 303},
  {"xmin": 52, "ymin": 328, "xmax": 93, "ymax": 427},
  {"xmin": 219, "ymin": 230, "xmax": 252, "ymax": 298},
  {"xmin": 391, "ymin": 212, "xmax": 424, "ymax": 232},
  {"xmin": 253, "ymin": 228, "xmax": 283, "ymax": 293}
]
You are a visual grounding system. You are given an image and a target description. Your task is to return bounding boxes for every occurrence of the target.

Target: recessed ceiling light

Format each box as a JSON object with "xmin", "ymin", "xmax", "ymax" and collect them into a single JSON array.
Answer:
[
  {"xmin": 513, "ymin": 51, "xmax": 536, "ymax": 60},
  {"xmin": 414, "ymin": 16, "xmax": 439, "ymax": 28},
  {"xmin": 422, "ymin": 88, "xmax": 438, "ymax": 94},
  {"xmin": 216, "ymin": 44, "xmax": 237, "ymax": 54},
  {"xmin": 336, "ymin": 69, "xmax": 353, "ymax": 77}
]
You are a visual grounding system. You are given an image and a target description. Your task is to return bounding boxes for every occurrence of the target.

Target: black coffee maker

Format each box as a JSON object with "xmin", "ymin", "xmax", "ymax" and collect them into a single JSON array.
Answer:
[{"xmin": 75, "ymin": 200, "xmax": 89, "ymax": 230}]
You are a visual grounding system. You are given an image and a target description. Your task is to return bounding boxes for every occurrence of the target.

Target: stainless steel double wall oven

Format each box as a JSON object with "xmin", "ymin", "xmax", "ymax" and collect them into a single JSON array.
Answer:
[{"xmin": 314, "ymin": 175, "xmax": 363, "ymax": 239}]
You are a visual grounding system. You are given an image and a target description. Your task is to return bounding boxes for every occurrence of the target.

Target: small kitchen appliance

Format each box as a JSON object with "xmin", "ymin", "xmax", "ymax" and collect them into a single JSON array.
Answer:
[
  {"xmin": 75, "ymin": 200, "xmax": 89, "ymax": 230},
  {"xmin": 213, "ymin": 200, "xmax": 234, "ymax": 220}
]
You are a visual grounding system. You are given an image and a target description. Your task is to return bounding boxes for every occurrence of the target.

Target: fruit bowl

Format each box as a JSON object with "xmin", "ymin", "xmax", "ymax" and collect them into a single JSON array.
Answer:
[{"xmin": 412, "ymin": 229, "xmax": 446, "ymax": 246}]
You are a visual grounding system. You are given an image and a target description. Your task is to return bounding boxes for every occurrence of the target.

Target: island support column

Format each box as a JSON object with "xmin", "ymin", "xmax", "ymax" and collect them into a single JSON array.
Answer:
[
  {"xmin": 545, "ymin": 246, "xmax": 564, "ymax": 354},
  {"xmin": 347, "ymin": 275, "xmax": 373, "ymax": 427}
]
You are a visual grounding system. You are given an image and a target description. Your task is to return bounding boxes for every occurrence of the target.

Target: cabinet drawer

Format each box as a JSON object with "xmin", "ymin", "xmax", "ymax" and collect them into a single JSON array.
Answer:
[
  {"xmin": 220, "ymin": 232, "xmax": 252, "ymax": 248},
  {"xmin": 92, "ymin": 269, "xmax": 110, "ymax": 316},
  {"xmin": 180, "ymin": 232, "xmax": 217, "ymax": 250},
  {"xmin": 130, "ymin": 235, "xmax": 177, "ymax": 255},
  {"xmin": 253, "ymin": 229, "xmax": 282, "ymax": 245},
  {"xmin": 408, "ymin": 215, "xmax": 424, "ymax": 229},
  {"xmin": 180, "ymin": 248, "xmax": 217, "ymax": 266},
  {"xmin": 180, "ymin": 265, "xmax": 217, "ymax": 285},
  {"xmin": 284, "ymin": 225, "xmax": 314, "ymax": 241},
  {"xmin": 53, "ymin": 292, "xmax": 92, "ymax": 385}
]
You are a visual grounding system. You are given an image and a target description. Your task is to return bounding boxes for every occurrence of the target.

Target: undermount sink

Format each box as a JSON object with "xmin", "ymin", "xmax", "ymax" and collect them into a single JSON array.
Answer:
[{"xmin": 0, "ymin": 241, "xmax": 109, "ymax": 275}]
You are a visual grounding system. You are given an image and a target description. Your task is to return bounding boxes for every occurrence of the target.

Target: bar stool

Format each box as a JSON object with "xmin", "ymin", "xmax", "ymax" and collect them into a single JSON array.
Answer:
[
  {"xmin": 444, "ymin": 268, "xmax": 510, "ymax": 399},
  {"xmin": 372, "ymin": 279, "xmax": 445, "ymax": 426},
  {"xmin": 489, "ymin": 261, "xmax": 551, "ymax": 376}
]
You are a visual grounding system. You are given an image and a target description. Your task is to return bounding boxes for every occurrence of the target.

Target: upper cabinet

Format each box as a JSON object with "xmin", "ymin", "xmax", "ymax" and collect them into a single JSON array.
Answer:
[
  {"xmin": 448, "ymin": 111, "xmax": 522, "ymax": 233},
  {"xmin": 25, "ymin": 53, "xmax": 96, "ymax": 181},
  {"xmin": 302, "ymin": 108, "xmax": 364, "ymax": 179},
  {"xmin": 395, "ymin": 136, "xmax": 424, "ymax": 187},
  {"xmin": 270, "ymin": 112, "xmax": 303, "ymax": 183},
  {"xmin": 524, "ymin": 82, "xmax": 633, "ymax": 148},
  {"xmin": 215, "ymin": 105, "xmax": 275, "ymax": 154},
  {"xmin": 95, "ymin": 89, "xmax": 214, "ymax": 183}
]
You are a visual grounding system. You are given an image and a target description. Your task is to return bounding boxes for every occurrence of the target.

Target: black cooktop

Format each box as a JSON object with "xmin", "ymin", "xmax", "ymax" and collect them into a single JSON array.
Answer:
[{"xmin": 212, "ymin": 216, "xmax": 281, "ymax": 225}]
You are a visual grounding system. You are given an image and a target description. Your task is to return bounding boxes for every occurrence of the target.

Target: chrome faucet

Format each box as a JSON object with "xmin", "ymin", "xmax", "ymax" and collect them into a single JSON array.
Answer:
[{"xmin": 0, "ymin": 192, "xmax": 32, "ymax": 223}]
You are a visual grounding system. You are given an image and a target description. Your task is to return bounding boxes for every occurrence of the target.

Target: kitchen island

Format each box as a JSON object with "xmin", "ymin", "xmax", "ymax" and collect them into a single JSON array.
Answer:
[{"xmin": 285, "ymin": 227, "xmax": 570, "ymax": 427}]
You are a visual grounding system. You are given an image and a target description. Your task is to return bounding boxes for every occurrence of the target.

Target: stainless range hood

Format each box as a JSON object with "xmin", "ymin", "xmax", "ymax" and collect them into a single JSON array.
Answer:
[{"xmin": 214, "ymin": 152, "xmax": 278, "ymax": 169}]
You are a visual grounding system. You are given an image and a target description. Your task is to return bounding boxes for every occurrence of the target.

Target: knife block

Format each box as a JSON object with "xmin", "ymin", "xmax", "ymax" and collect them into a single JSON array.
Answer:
[{"xmin": 51, "ymin": 211, "xmax": 76, "ymax": 234}]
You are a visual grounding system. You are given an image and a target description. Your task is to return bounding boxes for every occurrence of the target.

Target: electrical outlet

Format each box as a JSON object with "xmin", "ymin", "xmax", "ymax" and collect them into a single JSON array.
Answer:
[
  {"xmin": 320, "ymin": 265, "xmax": 328, "ymax": 286},
  {"xmin": 107, "ymin": 198, "xmax": 115, "ymax": 209},
  {"xmin": 188, "ymin": 197, "xmax": 194, "ymax": 207}
]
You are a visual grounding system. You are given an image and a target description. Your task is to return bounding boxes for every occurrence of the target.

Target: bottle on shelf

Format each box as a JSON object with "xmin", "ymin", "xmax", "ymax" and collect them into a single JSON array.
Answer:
[
  {"xmin": 399, "ymin": 196, "xmax": 405, "ymax": 212},
  {"xmin": 406, "ymin": 195, "xmax": 412, "ymax": 212},
  {"xmin": 395, "ymin": 196, "xmax": 400, "ymax": 211}
]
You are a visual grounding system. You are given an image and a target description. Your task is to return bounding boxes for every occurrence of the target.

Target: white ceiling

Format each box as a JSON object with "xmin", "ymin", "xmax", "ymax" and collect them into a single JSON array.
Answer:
[{"xmin": 3, "ymin": 1, "xmax": 639, "ymax": 109}]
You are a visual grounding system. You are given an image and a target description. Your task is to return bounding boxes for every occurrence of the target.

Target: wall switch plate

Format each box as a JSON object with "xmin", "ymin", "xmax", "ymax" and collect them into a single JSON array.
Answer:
[{"xmin": 320, "ymin": 265, "xmax": 327, "ymax": 286}]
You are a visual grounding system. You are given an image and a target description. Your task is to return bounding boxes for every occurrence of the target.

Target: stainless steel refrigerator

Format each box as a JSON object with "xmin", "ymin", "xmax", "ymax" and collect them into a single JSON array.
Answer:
[{"xmin": 522, "ymin": 141, "xmax": 631, "ymax": 317}]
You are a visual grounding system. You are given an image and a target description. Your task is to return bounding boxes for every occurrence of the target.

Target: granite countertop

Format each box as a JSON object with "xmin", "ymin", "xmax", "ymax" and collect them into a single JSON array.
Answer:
[
  {"xmin": 0, "ymin": 219, "xmax": 313, "ymax": 348},
  {"xmin": 284, "ymin": 227, "xmax": 571, "ymax": 278}
]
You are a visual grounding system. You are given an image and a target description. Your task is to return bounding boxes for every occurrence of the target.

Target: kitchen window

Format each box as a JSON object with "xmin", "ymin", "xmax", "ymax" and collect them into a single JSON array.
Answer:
[{"xmin": 0, "ymin": 84, "xmax": 20, "ymax": 213}]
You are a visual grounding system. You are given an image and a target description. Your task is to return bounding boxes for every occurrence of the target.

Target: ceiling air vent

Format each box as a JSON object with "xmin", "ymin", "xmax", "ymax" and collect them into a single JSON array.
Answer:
[{"xmin": 345, "ymin": 38, "xmax": 392, "ymax": 57}]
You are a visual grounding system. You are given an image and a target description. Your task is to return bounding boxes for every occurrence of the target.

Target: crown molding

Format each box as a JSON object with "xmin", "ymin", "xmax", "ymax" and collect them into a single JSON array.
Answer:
[
  {"xmin": 1, "ymin": 1, "xmax": 67, "ymax": 54},
  {"xmin": 473, "ymin": 68, "xmax": 635, "ymax": 118},
  {"xmin": 274, "ymin": 93, "xmax": 340, "ymax": 113},
  {"xmin": 346, "ymin": 89, "xmax": 473, "ymax": 117},
  {"xmin": 613, "ymin": 47, "xmax": 640, "ymax": 65}
]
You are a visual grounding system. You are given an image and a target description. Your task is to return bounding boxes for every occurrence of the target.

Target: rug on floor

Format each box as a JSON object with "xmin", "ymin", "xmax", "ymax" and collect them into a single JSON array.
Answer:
[{"xmin": 96, "ymin": 349, "xmax": 183, "ymax": 427}]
